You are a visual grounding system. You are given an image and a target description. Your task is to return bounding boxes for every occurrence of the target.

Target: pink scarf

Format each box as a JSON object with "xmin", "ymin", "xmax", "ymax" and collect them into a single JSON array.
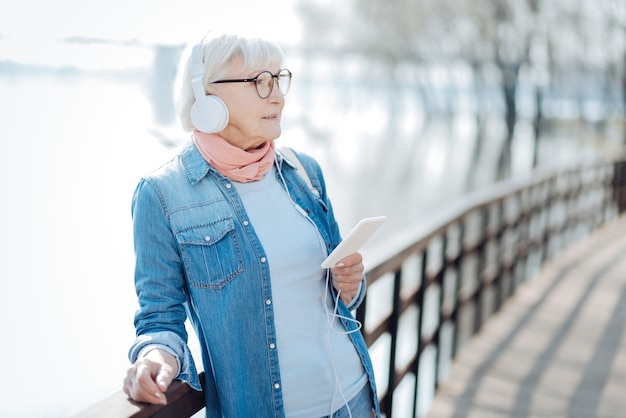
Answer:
[{"xmin": 192, "ymin": 131, "xmax": 275, "ymax": 183}]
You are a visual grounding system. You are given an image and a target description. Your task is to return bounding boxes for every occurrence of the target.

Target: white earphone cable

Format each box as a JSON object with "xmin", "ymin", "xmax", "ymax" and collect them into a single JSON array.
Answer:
[{"xmin": 276, "ymin": 155, "xmax": 359, "ymax": 417}]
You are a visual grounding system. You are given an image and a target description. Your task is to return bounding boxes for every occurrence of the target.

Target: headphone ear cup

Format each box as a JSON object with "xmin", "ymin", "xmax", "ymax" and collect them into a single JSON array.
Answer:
[{"xmin": 190, "ymin": 95, "xmax": 229, "ymax": 133}]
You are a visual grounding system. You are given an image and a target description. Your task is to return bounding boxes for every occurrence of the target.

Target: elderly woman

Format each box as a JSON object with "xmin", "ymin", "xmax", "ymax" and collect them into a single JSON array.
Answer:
[{"xmin": 123, "ymin": 32, "xmax": 381, "ymax": 418}]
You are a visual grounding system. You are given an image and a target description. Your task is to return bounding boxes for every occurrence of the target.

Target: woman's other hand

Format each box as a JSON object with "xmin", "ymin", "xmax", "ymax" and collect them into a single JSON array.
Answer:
[
  {"xmin": 330, "ymin": 252, "xmax": 364, "ymax": 305},
  {"xmin": 123, "ymin": 348, "xmax": 178, "ymax": 405}
]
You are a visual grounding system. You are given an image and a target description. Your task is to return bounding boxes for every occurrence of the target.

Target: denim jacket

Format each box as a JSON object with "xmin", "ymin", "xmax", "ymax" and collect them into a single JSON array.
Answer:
[{"xmin": 128, "ymin": 141, "xmax": 381, "ymax": 417}]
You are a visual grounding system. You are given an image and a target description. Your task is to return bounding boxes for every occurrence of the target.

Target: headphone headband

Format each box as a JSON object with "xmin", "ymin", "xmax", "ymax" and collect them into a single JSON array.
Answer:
[{"xmin": 190, "ymin": 44, "xmax": 207, "ymax": 102}]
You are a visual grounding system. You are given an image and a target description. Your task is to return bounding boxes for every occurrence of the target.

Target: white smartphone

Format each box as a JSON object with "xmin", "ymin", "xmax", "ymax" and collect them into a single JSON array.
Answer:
[{"xmin": 321, "ymin": 216, "xmax": 387, "ymax": 269}]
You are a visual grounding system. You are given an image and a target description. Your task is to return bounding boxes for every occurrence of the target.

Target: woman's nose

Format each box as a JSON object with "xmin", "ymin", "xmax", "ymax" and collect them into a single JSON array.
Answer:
[{"xmin": 268, "ymin": 81, "xmax": 284, "ymax": 103}]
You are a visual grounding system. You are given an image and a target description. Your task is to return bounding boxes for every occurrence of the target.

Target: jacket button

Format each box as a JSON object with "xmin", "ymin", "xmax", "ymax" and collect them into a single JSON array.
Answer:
[
  {"xmin": 260, "ymin": 257, "xmax": 267, "ymax": 263},
  {"xmin": 274, "ymin": 383, "xmax": 280, "ymax": 389}
]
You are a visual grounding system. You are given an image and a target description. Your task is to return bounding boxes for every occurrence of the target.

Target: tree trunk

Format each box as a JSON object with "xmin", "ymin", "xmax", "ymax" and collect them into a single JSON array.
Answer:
[
  {"xmin": 466, "ymin": 63, "xmax": 486, "ymax": 190},
  {"xmin": 532, "ymin": 87, "xmax": 543, "ymax": 168},
  {"xmin": 497, "ymin": 63, "xmax": 519, "ymax": 180},
  {"xmin": 623, "ymin": 53, "xmax": 626, "ymax": 144}
]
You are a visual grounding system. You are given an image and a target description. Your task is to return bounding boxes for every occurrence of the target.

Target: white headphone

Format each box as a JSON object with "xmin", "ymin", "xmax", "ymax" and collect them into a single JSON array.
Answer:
[{"xmin": 189, "ymin": 43, "xmax": 229, "ymax": 133}]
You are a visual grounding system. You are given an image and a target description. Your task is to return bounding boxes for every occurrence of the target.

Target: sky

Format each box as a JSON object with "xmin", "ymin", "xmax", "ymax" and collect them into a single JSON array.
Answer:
[{"xmin": 0, "ymin": 0, "xmax": 303, "ymax": 56}]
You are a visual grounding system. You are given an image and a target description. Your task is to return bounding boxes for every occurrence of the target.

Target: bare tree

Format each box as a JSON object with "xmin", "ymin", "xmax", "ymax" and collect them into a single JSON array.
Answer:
[{"xmin": 294, "ymin": 0, "xmax": 626, "ymax": 189}]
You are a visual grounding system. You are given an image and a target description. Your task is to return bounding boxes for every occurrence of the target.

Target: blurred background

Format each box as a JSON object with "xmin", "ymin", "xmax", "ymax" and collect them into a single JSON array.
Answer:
[{"xmin": 1, "ymin": 0, "xmax": 624, "ymax": 416}]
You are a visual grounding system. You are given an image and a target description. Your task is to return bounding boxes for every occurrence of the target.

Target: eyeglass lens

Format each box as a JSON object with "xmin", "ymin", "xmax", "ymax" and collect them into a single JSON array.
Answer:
[{"xmin": 256, "ymin": 70, "xmax": 291, "ymax": 98}]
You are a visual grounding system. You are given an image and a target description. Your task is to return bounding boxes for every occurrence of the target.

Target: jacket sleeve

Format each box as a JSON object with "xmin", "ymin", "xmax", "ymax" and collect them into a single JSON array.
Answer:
[{"xmin": 128, "ymin": 178, "xmax": 201, "ymax": 391}]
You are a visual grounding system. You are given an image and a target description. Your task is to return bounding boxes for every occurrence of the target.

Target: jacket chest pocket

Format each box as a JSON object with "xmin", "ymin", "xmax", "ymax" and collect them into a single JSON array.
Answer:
[{"xmin": 175, "ymin": 217, "xmax": 244, "ymax": 289}]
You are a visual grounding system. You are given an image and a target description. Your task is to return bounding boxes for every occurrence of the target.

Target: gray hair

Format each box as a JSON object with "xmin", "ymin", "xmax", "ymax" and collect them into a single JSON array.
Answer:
[{"xmin": 174, "ymin": 32, "xmax": 285, "ymax": 132}]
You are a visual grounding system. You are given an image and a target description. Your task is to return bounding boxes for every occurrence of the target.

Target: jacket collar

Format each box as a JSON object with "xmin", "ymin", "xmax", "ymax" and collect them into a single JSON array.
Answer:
[
  {"xmin": 275, "ymin": 147, "xmax": 297, "ymax": 170},
  {"xmin": 180, "ymin": 140, "xmax": 212, "ymax": 185}
]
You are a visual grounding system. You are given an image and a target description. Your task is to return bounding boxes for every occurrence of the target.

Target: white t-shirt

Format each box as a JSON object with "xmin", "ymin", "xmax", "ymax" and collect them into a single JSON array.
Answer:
[{"xmin": 234, "ymin": 166, "xmax": 367, "ymax": 417}]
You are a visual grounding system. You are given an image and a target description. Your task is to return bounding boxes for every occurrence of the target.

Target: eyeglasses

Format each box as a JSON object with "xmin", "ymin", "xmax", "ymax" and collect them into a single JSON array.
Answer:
[{"xmin": 212, "ymin": 69, "xmax": 292, "ymax": 99}]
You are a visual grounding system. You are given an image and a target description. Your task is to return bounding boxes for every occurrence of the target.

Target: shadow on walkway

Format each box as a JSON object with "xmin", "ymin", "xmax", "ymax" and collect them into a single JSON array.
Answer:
[{"xmin": 428, "ymin": 215, "xmax": 626, "ymax": 418}]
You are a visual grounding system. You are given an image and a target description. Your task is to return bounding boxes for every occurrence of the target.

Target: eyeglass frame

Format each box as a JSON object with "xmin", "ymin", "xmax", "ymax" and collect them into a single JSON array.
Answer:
[{"xmin": 211, "ymin": 69, "xmax": 292, "ymax": 99}]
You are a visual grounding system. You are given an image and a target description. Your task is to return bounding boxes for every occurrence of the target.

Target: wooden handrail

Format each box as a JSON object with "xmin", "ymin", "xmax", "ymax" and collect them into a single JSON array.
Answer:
[{"xmin": 71, "ymin": 372, "xmax": 206, "ymax": 418}]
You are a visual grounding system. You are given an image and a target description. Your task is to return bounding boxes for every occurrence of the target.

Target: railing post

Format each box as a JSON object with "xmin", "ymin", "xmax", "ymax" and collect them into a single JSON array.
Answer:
[
  {"xmin": 383, "ymin": 269, "xmax": 402, "ymax": 416},
  {"xmin": 492, "ymin": 199, "xmax": 505, "ymax": 313},
  {"xmin": 474, "ymin": 207, "xmax": 488, "ymax": 333},
  {"xmin": 434, "ymin": 232, "xmax": 449, "ymax": 391},
  {"xmin": 451, "ymin": 221, "xmax": 465, "ymax": 359},
  {"xmin": 413, "ymin": 248, "xmax": 429, "ymax": 418},
  {"xmin": 613, "ymin": 161, "xmax": 626, "ymax": 214}
]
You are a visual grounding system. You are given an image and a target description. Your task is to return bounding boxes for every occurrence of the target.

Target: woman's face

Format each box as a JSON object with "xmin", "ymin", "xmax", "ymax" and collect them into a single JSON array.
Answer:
[{"xmin": 210, "ymin": 56, "xmax": 285, "ymax": 150}]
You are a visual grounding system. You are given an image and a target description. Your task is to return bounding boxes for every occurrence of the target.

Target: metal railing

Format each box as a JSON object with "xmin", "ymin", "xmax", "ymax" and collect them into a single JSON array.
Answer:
[
  {"xmin": 356, "ymin": 156, "xmax": 626, "ymax": 417},
  {"xmin": 73, "ymin": 156, "xmax": 626, "ymax": 418}
]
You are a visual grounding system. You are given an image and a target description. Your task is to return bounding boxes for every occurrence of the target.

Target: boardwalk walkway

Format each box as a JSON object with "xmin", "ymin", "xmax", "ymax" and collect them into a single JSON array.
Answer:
[{"xmin": 427, "ymin": 215, "xmax": 626, "ymax": 418}]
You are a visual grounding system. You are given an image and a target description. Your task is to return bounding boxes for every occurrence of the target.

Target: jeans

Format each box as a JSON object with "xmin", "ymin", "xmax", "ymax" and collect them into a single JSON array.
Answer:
[{"xmin": 323, "ymin": 383, "xmax": 374, "ymax": 418}]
